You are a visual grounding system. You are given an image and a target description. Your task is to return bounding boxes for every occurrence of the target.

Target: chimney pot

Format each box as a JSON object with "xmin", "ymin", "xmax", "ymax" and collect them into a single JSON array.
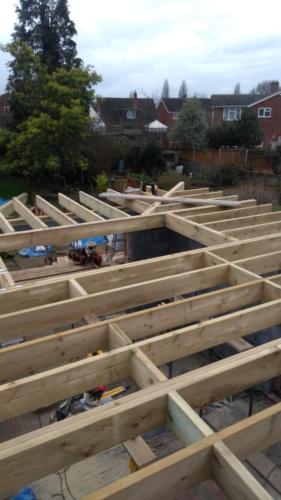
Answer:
[{"xmin": 270, "ymin": 81, "xmax": 279, "ymax": 93}]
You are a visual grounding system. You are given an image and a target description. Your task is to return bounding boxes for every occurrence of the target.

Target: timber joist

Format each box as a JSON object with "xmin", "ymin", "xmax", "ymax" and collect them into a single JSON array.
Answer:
[{"xmin": 1, "ymin": 186, "xmax": 281, "ymax": 497}]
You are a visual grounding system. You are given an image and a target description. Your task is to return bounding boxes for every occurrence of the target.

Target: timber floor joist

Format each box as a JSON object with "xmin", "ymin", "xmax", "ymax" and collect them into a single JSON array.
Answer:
[{"xmin": 2, "ymin": 185, "xmax": 281, "ymax": 497}]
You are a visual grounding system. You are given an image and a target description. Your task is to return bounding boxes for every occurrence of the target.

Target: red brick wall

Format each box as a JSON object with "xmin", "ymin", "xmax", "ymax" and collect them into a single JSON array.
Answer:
[
  {"xmin": 212, "ymin": 108, "xmax": 224, "ymax": 126},
  {"xmin": 251, "ymin": 95, "xmax": 281, "ymax": 147},
  {"xmin": 157, "ymin": 102, "xmax": 176, "ymax": 128},
  {"xmin": 212, "ymin": 95, "xmax": 281, "ymax": 148}
]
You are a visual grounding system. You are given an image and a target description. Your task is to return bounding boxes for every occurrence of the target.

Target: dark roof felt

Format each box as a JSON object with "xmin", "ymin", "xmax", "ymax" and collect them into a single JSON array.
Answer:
[
  {"xmin": 97, "ymin": 97, "xmax": 156, "ymax": 128},
  {"xmin": 210, "ymin": 94, "xmax": 263, "ymax": 107},
  {"xmin": 162, "ymin": 97, "xmax": 211, "ymax": 113}
]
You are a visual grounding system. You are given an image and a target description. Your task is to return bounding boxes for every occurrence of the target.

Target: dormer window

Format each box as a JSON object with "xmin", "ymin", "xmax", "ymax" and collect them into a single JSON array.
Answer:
[
  {"xmin": 127, "ymin": 110, "xmax": 136, "ymax": 119},
  {"xmin": 258, "ymin": 107, "xmax": 271, "ymax": 118}
]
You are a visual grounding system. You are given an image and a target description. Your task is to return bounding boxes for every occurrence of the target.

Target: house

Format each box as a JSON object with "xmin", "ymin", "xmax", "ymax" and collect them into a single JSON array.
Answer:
[
  {"xmin": 157, "ymin": 97, "xmax": 212, "ymax": 128},
  {"xmin": 95, "ymin": 92, "xmax": 159, "ymax": 141},
  {"xmin": 211, "ymin": 81, "xmax": 281, "ymax": 147},
  {"xmin": 0, "ymin": 93, "xmax": 11, "ymax": 128}
]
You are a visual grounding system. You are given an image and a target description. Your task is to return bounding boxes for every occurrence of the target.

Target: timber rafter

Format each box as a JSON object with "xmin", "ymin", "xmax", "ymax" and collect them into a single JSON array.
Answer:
[{"xmin": 1, "ymin": 186, "xmax": 281, "ymax": 497}]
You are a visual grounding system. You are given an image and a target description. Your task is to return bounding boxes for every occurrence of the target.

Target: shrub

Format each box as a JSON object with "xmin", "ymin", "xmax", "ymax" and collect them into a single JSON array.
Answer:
[
  {"xmin": 229, "ymin": 179, "xmax": 277, "ymax": 204},
  {"xmin": 157, "ymin": 169, "xmax": 191, "ymax": 191},
  {"xmin": 95, "ymin": 172, "xmax": 109, "ymax": 193},
  {"xmin": 210, "ymin": 166, "xmax": 247, "ymax": 187}
]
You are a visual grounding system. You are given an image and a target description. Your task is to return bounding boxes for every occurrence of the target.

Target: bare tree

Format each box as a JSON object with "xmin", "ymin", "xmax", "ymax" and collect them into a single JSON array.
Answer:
[
  {"xmin": 161, "ymin": 79, "xmax": 170, "ymax": 98},
  {"xmin": 250, "ymin": 80, "xmax": 280, "ymax": 95},
  {"xmin": 178, "ymin": 79, "xmax": 188, "ymax": 98},
  {"xmin": 234, "ymin": 82, "xmax": 241, "ymax": 94}
]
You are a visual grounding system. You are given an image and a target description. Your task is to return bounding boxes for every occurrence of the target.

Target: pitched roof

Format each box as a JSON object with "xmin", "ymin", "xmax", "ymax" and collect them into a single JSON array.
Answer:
[
  {"xmin": 97, "ymin": 97, "xmax": 156, "ymax": 128},
  {"xmin": 145, "ymin": 119, "xmax": 168, "ymax": 131},
  {"xmin": 210, "ymin": 94, "xmax": 263, "ymax": 107},
  {"xmin": 162, "ymin": 97, "xmax": 211, "ymax": 113},
  {"xmin": 162, "ymin": 98, "xmax": 183, "ymax": 112}
]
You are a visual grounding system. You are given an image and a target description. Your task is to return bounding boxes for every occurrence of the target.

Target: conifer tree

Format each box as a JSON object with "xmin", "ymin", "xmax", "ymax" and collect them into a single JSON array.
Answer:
[
  {"xmin": 12, "ymin": 0, "xmax": 80, "ymax": 71},
  {"xmin": 161, "ymin": 79, "xmax": 170, "ymax": 98},
  {"xmin": 178, "ymin": 79, "xmax": 188, "ymax": 98}
]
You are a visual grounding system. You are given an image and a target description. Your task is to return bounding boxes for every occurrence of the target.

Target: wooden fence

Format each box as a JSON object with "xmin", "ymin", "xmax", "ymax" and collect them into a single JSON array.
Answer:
[{"xmin": 180, "ymin": 148, "xmax": 273, "ymax": 173}]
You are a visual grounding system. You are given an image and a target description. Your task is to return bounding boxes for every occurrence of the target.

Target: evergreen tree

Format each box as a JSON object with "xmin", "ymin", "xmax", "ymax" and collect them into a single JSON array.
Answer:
[
  {"xmin": 161, "ymin": 79, "xmax": 170, "ymax": 98},
  {"xmin": 170, "ymin": 99, "xmax": 207, "ymax": 155},
  {"xmin": 236, "ymin": 108, "xmax": 262, "ymax": 148},
  {"xmin": 12, "ymin": 0, "xmax": 80, "ymax": 72},
  {"xmin": 0, "ymin": 42, "xmax": 101, "ymax": 186},
  {"xmin": 234, "ymin": 82, "xmax": 241, "ymax": 94},
  {"xmin": 178, "ymin": 80, "xmax": 187, "ymax": 98}
]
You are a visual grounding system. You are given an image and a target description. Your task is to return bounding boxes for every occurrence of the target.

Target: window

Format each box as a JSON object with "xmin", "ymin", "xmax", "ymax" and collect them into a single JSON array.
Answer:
[
  {"xmin": 127, "ymin": 110, "xmax": 136, "ymax": 119},
  {"xmin": 258, "ymin": 107, "xmax": 271, "ymax": 118},
  {"xmin": 3, "ymin": 106, "xmax": 10, "ymax": 114},
  {"xmin": 223, "ymin": 107, "xmax": 241, "ymax": 121},
  {"xmin": 172, "ymin": 112, "xmax": 180, "ymax": 120}
]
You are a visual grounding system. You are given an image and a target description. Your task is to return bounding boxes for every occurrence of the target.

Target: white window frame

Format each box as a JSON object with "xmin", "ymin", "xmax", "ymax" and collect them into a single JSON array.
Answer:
[
  {"xmin": 223, "ymin": 107, "xmax": 241, "ymax": 121},
  {"xmin": 3, "ymin": 106, "xmax": 10, "ymax": 114},
  {"xmin": 172, "ymin": 112, "xmax": 180, "ymax": 120},
  {"xmin": 127, "ymin": 110, "xmax": 136, "ymax": 119},
  {"xmin": 258, "ymin": 107, "xmax": 271, "ymax": 118}
]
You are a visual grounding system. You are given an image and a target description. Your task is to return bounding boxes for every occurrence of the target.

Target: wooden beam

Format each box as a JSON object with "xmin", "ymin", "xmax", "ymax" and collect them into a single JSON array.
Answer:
[
  {"xmin": 225, "ymin": 220, "xmax": 281, "ymax": 239},
  {"xmin": 0, "ymin": 193, "xmax": 27, "ymax": 217},
  {"xmin": 0, "ymin": 212, "xmax": 15, "ymax": 233},
  {"xmin": 108, "ymin": 323, "xmax": 132, "ymax": 350},
  {"xmin": 170, "ymin": 188, "xmax": 210, "ymax": 196},
  {"xmin": 58, "ymin": 193, "xmax": 104, "ymax": 221},
  {"xmin": 68, "ymin": 277, "xmax": 100, "ymax": 323},
  {"xmin": 125, "ymin": 349, "xmax": 162, "ymax": 467},
  {"xmin": 0, "ymin": 264, "xmax": 229, "ymax": 339},
  {"xmin": 0, "ymin": 280, "xmax": 262, "ymax": 381},
  {"xmin": 0, "ymin": 213, "xmax": 164, "ymax": 251},
  {"xmin": 186, "ymin": 203, "xmax": 268, "ymax": 224},
  {"xmin": 36, "ymin": 195, "xmax": 77, "ymax": 225},
  {"xmin": 3, "ymin": 288, "xmax": 281, "ymax": 420},
  {"xmin": 142, "ymin": 181, "xmax": 185, "ymax": 215},
  {"xmin": 13, "ymin": 197, "xmax": 47, "ymax": 229},
  {"xmin": 234, "ymin": 250, "xmax": 281, "ymax": 276},
  {"xmin": 205, "ymin": 211, "xmax": 281, "ymax": 231},
  {"xmin": 148, "ymin": 195, "xmax": 237, "ymax": 213},
  {"xmin": 80, "ymin": 191, "xmax": 130, "ymax": 219},
  {"xmin": 0, "ymin": 257, "xmax": 15, "ymax": 289},
  {"xmin": 101, "ymin": 191, "xmax": 241, "ymax": 208},
  {"xmin": 212, "ymin": 233, "xmax": 281, "ymax": 262},
  {"xmin": 167, "ymin": 391, "xmax": 212, "ymax": 446},
  {"xmin": 212, "ymin": 441, "xmax": 271, "ymax": 500},
  {"xmin": 107, "ymin": 188, "xmax": 150, "ymax": 214},
  {"xmin": 86, "ymin": 402, "xmax": 281, "ymax": 500},
  {"xmin": 0, "ymin": 250, "xmax": 205, "ymax": 313},
  {"xmin": 1, "ymin": 341, "xmax": 281, "ymax": 496},
  {"xmin": 165, "ymin": 213, "xmax": 235, "ymax": 246}
]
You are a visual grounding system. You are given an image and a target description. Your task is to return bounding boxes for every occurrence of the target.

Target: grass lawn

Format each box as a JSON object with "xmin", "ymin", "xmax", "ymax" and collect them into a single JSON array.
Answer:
[{"xmin": 0, "ymin": 177, "xmax": 28, "ymax": 200}]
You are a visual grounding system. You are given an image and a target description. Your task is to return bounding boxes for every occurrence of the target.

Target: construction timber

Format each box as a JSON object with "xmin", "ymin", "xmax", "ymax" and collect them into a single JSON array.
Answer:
[{"xmin": 1, "ymin": 184, "xmax": 281, "ymax": 498}]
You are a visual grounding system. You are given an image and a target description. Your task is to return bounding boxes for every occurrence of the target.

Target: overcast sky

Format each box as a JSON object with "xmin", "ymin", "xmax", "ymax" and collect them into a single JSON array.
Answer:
[{"xmin": 1, "ymin": 0, "xmax": 281, "ymax": 98}]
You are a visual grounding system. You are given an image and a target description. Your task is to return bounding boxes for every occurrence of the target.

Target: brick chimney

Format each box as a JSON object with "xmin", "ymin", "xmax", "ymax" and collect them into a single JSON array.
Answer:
[{"xmin": 270, "ymin": 80, "xmax": 279, "ymax": 93}]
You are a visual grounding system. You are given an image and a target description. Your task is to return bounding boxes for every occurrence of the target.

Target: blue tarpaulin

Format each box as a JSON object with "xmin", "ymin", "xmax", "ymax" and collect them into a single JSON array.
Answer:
[
  {"xmin": 18, "ymin": 236, "xmax": 108, "ymax": 257},
  {"xmin": 18, "ymin": 245, "xmax": 54, "ymax": 257},
  {"xmin": 13, "ymin": 487, "xmax": 36, "ymax": 500},
  {"xmin": 0, "ymin": 198, "xmax": 8, "ymax": 206},
  {"xmin": 68, "ymin": 236, "xmax": 108, "ymax": 249}
]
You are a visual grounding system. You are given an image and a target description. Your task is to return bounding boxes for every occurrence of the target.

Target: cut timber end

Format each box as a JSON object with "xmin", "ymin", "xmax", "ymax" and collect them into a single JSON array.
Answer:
[{"xmin": 99, "ymin": 192, "xmax": 241, "ymax": 208}]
